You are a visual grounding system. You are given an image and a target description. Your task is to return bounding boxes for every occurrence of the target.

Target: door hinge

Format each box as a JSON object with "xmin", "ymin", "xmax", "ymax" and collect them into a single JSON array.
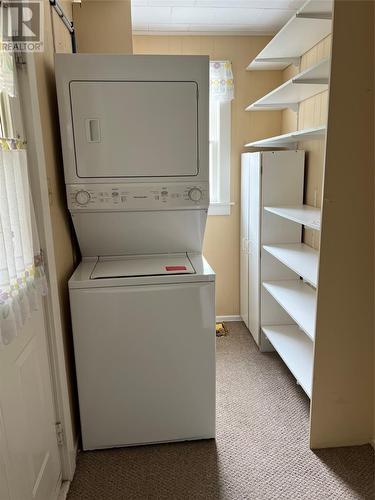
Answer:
[
  {"xmin": 55, "ymin": 423, "xmax": 64, "ymax": 447},
  {"xmin": 15, "ymin": 52, "xmax": 27, "ymax": 66}
]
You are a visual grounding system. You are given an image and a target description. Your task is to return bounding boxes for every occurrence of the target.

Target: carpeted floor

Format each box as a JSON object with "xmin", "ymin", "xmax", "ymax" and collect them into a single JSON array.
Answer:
[{"xmin": 67, "ymin": 322, "xmax": 374, "ymax": 500}]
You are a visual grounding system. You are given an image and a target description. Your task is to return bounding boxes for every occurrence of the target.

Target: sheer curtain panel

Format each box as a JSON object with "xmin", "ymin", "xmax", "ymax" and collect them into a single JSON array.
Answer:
[{"xmin": 0, "ymin": 142, "xmax": 47, "ymax": 347}]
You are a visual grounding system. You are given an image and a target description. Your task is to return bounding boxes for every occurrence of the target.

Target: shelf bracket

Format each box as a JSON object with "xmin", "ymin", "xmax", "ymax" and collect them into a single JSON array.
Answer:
[
  {"xmin": 262, "ymin": 143, "xmax": 297, "ymax": 150},
  {"xmin": 292, "ymin": 78, "xmax": 329, "ymax": 85},
  {"xmin": 284, "ymin": 142, "xmax": 298, "ymax": 149},
  {"xmin": 251, "ymin": 103, "xmax": 299, "ymax": 112},
  {"xmin": 254, "ymin": 57, "xmax": 300, "ymax": 67},
  {"xmin": 296, "ymin": 12, "xmax": 332, "ymax": 20},
  {"xmin": 285, "ymin": 103, "xmax": 299, "ymax": 112}
]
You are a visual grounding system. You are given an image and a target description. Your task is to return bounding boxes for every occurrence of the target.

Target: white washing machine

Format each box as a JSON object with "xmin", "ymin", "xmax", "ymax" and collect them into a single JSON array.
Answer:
[
  {"xmin": 55, "ymin": 54, "xmax": 215, "ymax": 450},
  {"xmin": 69, "ymin": 254, "xmax": 215, "ymax": 449}
]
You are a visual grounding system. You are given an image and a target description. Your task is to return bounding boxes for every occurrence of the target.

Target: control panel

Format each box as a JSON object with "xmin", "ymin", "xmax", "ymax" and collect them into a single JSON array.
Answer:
[{"xmin": 67, "ymin": 183, "xmax": 209, "ymax": 211}]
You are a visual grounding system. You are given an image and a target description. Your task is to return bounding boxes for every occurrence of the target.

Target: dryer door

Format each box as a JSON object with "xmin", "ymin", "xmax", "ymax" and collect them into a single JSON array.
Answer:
[{"xmin": 70, "ymin": 81, "xmax": 199, "ymax": 179}]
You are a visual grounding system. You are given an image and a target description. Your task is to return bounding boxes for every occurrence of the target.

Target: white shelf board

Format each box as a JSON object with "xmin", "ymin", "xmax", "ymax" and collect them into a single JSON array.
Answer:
[
  {"xmin": 246, "ymin": 59, "xmax": 329, "ymax": 111},
  {"xmin": 263, "ymin": 280, "xmax": 316, "ymax": 340},
  {"xmin": 262, "ymin": 325, "xmax": 313, "ymax": 397},
  {"xmin": 264, "ymin": 205, "xmax": 321, "ymax": 231},
  {"xmin": 247, "ymin": 0, "xmax": 333, "ymax": 71},
  {"xmin": 244, "ymin": 125, "xmax": 326, "ymax": 149},
  {"xmin": 263, "ymin": 243, "xmax": 319, "ymax": 287}
]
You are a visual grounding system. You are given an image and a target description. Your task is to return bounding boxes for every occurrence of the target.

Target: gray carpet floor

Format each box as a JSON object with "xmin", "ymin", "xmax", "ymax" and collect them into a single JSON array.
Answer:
[{"xmin": 68, "ymin": 322, "xmax": 374, "ymax": 500}]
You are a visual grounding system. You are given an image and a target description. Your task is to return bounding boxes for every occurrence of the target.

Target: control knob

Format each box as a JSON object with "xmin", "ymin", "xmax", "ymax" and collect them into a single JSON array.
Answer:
[
  {"xmin": 75, "ymin": 190, "xmax": 91, "ymax": 205},
  {"xmin": 188, "ymin": 187, "xmax": 203, "ymax": 202}
]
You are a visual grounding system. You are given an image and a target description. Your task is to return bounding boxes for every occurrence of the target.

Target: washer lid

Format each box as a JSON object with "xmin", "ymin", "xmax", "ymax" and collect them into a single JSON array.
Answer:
[{"xmin": 90, "ymin": 254, "xmax": 195, "ymax": 279}]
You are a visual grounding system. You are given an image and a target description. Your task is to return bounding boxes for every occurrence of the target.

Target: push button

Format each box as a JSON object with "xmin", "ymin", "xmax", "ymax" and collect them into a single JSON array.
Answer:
[{"xmin": 165, "ymin": 265, "xmax": 187, "ymax": 271}]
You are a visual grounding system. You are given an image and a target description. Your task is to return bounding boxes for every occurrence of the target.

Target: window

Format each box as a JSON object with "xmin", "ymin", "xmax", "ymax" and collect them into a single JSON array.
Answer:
[
  {"xmin": 209, "ymin": 99, "xmax": 231, "ymax": 215},
  {"xmin": 209, "ymin": 61, "xmax": 234, "ymax": 216}
]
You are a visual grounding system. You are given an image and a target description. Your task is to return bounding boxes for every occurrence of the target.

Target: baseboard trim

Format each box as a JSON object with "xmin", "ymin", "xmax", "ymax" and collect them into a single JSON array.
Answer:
[{"xmin": 216, "ymin": 315, "xmax": 241, "ymax": 322}]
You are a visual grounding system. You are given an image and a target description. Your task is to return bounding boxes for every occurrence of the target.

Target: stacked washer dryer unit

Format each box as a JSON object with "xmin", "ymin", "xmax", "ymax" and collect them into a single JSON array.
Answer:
[{"xmin": 55, "ymin": 54, "xmax": 215, "ymax": 450}]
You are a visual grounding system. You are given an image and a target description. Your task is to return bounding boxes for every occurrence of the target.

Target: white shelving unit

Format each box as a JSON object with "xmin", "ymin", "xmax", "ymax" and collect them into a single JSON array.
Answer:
[
  {"xmin": 263, "ymin": 243, "xmax": 319, "ymax": 287},
  {"xmin": 241, "ymin": 152, "xmax": 322, "ymax": 397},
  {"xmin": 259, "ymin": 197, "xmax": 321, "ymax": 393},
  {"xmin": 240, "ymin": 151, "xmax": 305, "ymax": 349},
  {"xmin": 247, "ymin": 0, "xmax": 333, "ymax": 71},
  {"xmin": 246, "ymin": 59, "xmax": 329, "ymax": 112},
  {"xmin": 264, "ymin": 205, "xmax": 321, "ymax": 230},
  {"xmin": 244, "ymin": 125, "xmax": 326, "ymax": 149},
  {"xmin": 240, "ymin": 0, "xmax": 332, "ymax": 405},
  {"xmin": 261, "ymin": 326, "xmax": 313, "ymax": 397},
  {"xmin": 263, "ymin": 280, "xmax": 317, "ymax": 340}
]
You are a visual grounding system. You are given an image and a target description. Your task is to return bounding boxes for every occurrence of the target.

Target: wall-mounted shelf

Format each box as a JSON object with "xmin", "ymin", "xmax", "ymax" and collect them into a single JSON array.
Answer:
[
  {"xmin": 247, "ymin": 0, "xmax": 333, "ymax": 71},
  {"xmin": 293, "ymin": 58, "xmax": 330, "ymax": 84},
  {"xmin": 244, "ymin": 125, "xmax": 326, "ymax": 149},
  {"xmin": 263, "ymin": 243, "xmax": 319, "ymax": 287},
  {"xmin": 264, "ymin": 205, "xmax": 321, "ymax": 230},
  {"xmin": 262, "ymin": 325, "xmax": 313, "ymax": 397},
  {"xmin": 246, "ymin": 59, "xmax": 330, "ymax": 112},
  {"xmin": 263, "ymin": 280, "xmax": 316, "ymax": 340}
]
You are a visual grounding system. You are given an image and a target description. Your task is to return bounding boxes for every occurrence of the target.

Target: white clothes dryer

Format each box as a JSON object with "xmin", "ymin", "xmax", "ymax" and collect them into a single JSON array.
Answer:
[{"xmin": 55, "ymin": 54, "xmax": 215, "ymax": 450}]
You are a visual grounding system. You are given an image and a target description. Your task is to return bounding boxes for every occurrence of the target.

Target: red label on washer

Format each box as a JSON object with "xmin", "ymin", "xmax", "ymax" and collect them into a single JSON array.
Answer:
[{"xmin": 165, "ymin": 265, "xmax": 187, "ymax": 271}]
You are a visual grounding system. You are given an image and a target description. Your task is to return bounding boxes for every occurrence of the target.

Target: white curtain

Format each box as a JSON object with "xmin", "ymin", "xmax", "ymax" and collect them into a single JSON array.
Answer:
[
  {"xmin": 209, "ymin": 61, "xmax": 234, "ymax": 102},
  {"xmin": 0, "ymin": 147, "xmax": 47, "ymax": 346},
  {"xmin": 0, "ymin": 0, "xmax": 46, "ymax": 347},
  {"xmin": 0, "ymin": 52, "xmax": 16, "ymax": 98}
]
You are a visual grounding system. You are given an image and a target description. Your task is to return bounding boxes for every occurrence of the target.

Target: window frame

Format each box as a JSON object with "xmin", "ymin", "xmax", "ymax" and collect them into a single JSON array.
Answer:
[{"xmin": 208, "ymin": 99, "xmax": 232, "ymax": 216}]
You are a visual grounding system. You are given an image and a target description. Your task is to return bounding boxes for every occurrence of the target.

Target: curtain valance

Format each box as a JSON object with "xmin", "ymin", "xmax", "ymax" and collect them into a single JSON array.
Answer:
[{"xmin": 210, "ymin": 61, "xmax": 234, "ymax": 102}]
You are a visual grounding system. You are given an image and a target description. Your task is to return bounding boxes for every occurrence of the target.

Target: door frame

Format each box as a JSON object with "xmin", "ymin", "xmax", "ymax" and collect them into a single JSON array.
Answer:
[{"xmin": 20, "ymin": 52, "xmax": 77, "ymax": 481}]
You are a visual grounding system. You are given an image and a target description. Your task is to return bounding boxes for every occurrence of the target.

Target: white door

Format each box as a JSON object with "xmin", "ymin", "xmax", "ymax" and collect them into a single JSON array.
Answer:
[
  {"xmin": 0, "ymin": 52, "xmax": 62, "ymax": 499},
  {"xmin": 0, "ymin": 298, "xmax": 62, "ymax": 500}
]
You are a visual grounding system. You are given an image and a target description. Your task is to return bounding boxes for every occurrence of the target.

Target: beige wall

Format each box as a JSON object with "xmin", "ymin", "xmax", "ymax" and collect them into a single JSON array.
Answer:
[
  {"xmin": 310, "ymin": 0, "xmax": 374, "ymax": 447},
  {"xmin": 133, "ymin": 35, "xmax": 282, "ymax": 316},
  {"xmin": 73, "ymin": 0, "xmax": 133, "ymax": 53},
  {"xmin": 277, "ymin": 37, "xmax": 331, "ymax": 250},
  {"xmin": 299, "ymin": 38, "xmax": 330, "ymax": 250},
  {"xmin": 33, "ymin": 2, "xmax": 77, "ymax": 440}
]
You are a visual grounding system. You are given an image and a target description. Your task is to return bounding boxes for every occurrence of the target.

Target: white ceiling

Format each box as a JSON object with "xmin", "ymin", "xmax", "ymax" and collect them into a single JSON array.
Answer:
[{"xmin": 131, "ymin": 0, "xmax": 307, "ymax": 35}]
